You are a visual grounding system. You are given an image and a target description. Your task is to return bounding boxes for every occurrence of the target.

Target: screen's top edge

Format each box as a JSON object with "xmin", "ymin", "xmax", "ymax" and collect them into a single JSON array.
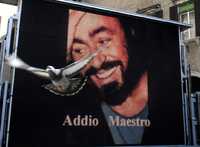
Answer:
[{"xmin": 47, "ymin": 0, "xmax": 190, "ymax": 30}]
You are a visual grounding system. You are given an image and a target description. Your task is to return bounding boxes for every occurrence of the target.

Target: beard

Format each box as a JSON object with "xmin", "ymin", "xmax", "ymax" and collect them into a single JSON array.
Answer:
[
  {"xmin": 99, "ymin": 81, "xmax": 127, "ymax": 106},
  {"xmin": 87, "ymin": 58, "xmax": 147, "ymax": 106}
]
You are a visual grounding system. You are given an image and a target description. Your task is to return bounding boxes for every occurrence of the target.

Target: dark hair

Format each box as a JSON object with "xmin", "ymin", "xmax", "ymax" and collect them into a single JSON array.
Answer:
[{"xmin": 104, "ymin": 18, "xmax": 152, "ymax": 105}]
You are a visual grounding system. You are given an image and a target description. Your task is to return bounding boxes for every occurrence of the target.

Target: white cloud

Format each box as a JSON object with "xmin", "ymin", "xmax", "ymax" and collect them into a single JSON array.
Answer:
[{"xmin": 0, "ymin": 3, "xmax": 17, "ymax": 37}]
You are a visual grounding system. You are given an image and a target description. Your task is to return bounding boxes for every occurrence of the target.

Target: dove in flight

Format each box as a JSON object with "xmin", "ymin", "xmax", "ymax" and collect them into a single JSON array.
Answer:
[{"xmin": 5, "ymin": 47, "xmax": 103, "ymax": 96}]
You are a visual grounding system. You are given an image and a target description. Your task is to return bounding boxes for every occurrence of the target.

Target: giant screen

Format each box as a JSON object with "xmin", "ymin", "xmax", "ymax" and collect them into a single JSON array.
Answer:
[{"xmin": 8, "ymin": 0, "xmax": 185, "ymax": 146}]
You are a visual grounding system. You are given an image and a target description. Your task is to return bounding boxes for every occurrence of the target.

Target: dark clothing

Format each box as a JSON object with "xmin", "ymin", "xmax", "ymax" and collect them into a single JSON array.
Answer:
[
  {"xmin": 9, "ymin": 81, "xmax": 185, "ymax": 147},
  {"xmin": 60, "ymin": 84, "xmax": 185, "ymax": 146},
  {"xmin": 101, "ymin": 102, "xmax": 148, "ymax": 144}
]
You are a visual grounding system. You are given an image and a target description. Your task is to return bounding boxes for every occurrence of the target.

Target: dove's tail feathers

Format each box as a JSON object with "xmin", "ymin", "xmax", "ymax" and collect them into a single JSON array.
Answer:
[
  {"xmin": 42, "ymin": 77, "xmax": 87, "ymax": 96},
  {"xmin": 42, "ymin": 83, "xmax": 63, "ymax": 96},
  {"xmin": 5, "ymin": 54, "xmax": 30, "ymax": 70},
  {"xmin": 5, "ymin": 54, "xmax": 50, "ymax": 79}
]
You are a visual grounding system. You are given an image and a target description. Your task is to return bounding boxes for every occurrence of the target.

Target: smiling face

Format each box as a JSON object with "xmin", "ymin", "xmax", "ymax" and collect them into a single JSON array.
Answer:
[{"xmin": 68, "ymin": 11, "xmax": 129, "ymax": 92}]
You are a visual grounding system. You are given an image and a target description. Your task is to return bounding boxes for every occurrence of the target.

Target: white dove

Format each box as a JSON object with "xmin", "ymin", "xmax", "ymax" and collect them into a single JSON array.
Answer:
[{"xmin": 5, "ymin": 48, "xmax": 103, "ymax": 96}]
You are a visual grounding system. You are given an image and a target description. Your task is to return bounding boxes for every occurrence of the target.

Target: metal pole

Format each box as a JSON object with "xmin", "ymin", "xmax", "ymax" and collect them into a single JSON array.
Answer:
[
  {"xmin": 0, "ymin": 37, "xmax": 6, "ymax": 97},
  {"xmin": 179, "ymin": 26, "xmax": 191, "ymax": 145},
  {"xmin": 0, "ymin": 16, "xmax": 14, "ymax": 147},
  {"xmin": 0, "ymin": 41, "xmax": 6, "ymax": 145},
  {"xmin": 191, "ymin": 92, "xmax": 197, "ymax": 145},
  {"xmin": 5, "ymin": 0, "xmax": 23, "ymax": 146}
]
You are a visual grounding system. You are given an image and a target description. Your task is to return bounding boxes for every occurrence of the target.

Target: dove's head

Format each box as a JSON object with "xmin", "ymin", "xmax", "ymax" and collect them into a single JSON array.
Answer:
[
  {"xmin": 47, "ymin": 66, "xmax": 60, "ymax": 80},
  {"xmin": 47, "ymin": 66, "xmax": 55, "ymax": 71}
]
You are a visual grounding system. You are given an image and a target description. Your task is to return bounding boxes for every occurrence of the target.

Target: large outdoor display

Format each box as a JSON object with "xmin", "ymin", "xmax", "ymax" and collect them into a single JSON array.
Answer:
[{"xmin": 8, "ymin": 0, "xmax": 187, "ymax": 146}]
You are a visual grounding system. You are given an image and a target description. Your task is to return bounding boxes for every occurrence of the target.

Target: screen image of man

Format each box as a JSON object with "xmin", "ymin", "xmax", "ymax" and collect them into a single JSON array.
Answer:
[
  {"xmin": 7, "ymin": 1, "xmax": 185, "ymax": 146},
  {"xmin": 66, "ymin": 10, "xmax": 150, "ymax": 144}
]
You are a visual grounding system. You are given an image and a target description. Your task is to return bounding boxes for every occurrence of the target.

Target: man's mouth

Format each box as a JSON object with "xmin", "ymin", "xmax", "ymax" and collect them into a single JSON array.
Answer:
[{"xmin": 96, "ymin": 66, "xmax": 118, "ymax": 79}]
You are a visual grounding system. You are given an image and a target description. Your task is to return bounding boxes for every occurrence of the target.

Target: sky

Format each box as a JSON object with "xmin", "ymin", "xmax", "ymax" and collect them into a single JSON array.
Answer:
[{"xmin": 0, "ymin": 3, "xmax": 17, "ymax": 37}]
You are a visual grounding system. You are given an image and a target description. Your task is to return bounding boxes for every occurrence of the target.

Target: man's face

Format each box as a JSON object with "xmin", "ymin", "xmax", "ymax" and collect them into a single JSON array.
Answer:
[{"xmin": 68, "ymin": 11, "xmax": 128, "ymax": 91}]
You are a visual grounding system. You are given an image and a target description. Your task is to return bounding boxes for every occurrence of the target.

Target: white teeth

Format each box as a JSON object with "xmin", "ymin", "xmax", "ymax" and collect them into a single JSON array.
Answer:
[{"xmin": 96, "ymin": 67, "xmax": 117, "ymax": 79}]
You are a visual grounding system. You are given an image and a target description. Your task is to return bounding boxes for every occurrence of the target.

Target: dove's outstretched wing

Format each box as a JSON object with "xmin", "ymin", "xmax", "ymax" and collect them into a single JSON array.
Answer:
[
  {"xmin": 43, "ymin": 77, "xmax": 87, "ymax": 96},
  {"xmin": 5, "ymin": 54, "xmax": 50, "ymax": 79},
  {"xmin": 62, "ymin": 47, "xmax": 103, "ymax": 78}
]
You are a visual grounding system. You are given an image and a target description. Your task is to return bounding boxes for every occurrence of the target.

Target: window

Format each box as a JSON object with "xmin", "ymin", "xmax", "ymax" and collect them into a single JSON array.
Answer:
[{"xmin": 179, "ymin": 1, "xmax": 196, "ymax": 40}]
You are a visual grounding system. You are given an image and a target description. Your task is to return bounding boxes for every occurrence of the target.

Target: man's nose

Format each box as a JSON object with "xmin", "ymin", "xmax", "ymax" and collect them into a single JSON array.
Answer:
[{"xmin": 91, "ymin": 52, "xmax": 106, "ymax": 69}]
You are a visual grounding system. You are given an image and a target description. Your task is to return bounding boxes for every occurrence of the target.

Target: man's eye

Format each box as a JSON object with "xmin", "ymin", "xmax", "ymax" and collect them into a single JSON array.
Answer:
[
  {"xmin": 99, "ymin": 38, "xmax": 111, "ymax": 46},
  {"xmin": 72, "ymin": 48, "xmax": 87, "ymax": 57},
  {"xmin": 74, "ymin": 48, "xmax": 81, "ymax": 53}
]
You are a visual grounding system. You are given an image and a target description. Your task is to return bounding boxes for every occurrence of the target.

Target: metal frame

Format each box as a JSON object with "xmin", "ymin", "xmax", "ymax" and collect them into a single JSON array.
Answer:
[
  {"xmin": 190, "ymin": 92, "xmax": 199, "ymax": 145},
  {"xmin": 46, "ymin": 0, "xmax": 190, "ymax": 30},
  {"xmin": 0, "ymin": 0, "xmax": 22, "ymax": 146},
  {"xmin": 0, "ymin": 16, "xmax": 15, "ymax": 147},
  {"xmin": 179, "ymin": 27, "xmax": 190, "ymax": 145},
  {"xmin": 0, "ymin": 36, "xmax": 6, "ymax": 146},
  {"xmin": 178, "ymin": 20, "xmax": 200, "ymax": 145},
  {"xmin": 179, "ymin": 13, "xmax": 200, "ymax": 143},
  {"xmin": 179, "ymin": 24, "xmax": 199, "ymax": 145},
  {"xmin": 5, "ymin": 0, "xmax": 23, "ymax": 145}
]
